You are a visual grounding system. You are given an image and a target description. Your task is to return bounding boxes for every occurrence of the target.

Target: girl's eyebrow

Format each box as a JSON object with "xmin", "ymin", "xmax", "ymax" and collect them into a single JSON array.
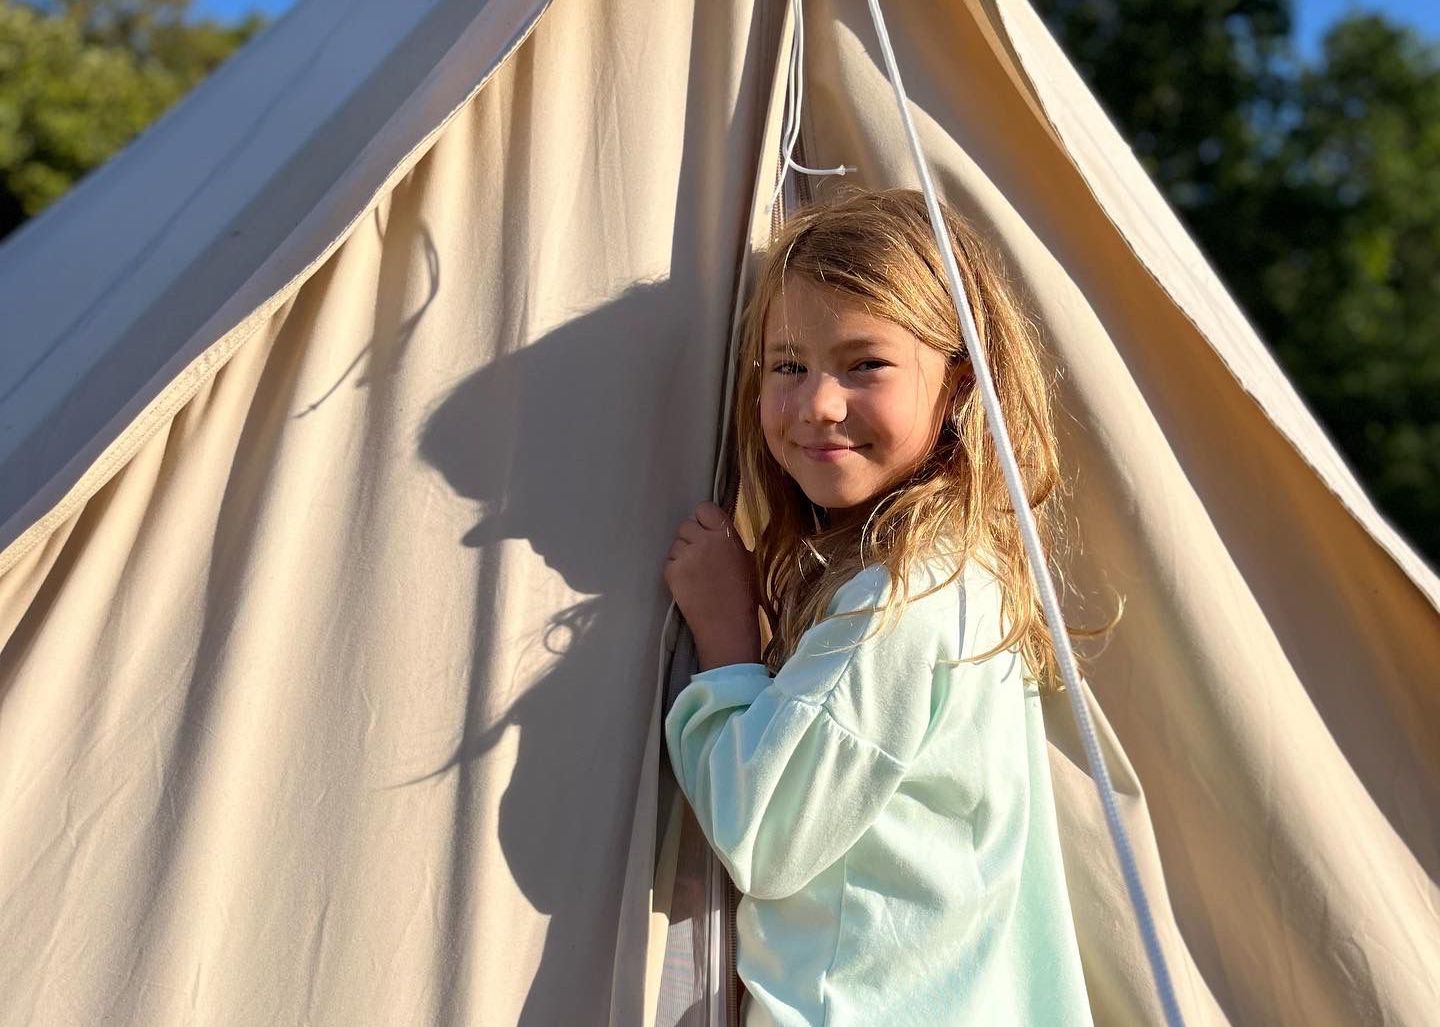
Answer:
[{"xmin": 764, "ymin": 336, "xmax": 889, "ymax": 358}]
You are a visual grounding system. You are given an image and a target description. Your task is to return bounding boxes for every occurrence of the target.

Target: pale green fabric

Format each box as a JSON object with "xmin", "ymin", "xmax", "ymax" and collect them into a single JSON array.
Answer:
[{"xmin": 664, "ymin": 556, "xmax": 1094, "ymax": 1026}]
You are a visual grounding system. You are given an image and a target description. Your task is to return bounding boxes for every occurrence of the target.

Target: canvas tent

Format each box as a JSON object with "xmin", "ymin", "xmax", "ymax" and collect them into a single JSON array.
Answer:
[{"xmin": 1, "ymin": 0, "xmax": 1436, "ymax": 1023}]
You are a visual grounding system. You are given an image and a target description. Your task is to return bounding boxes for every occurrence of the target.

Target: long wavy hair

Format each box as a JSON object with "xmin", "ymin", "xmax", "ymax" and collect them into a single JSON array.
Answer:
[{"xmin": 735, "ymin": 189, "xmax": 1108, "ymax": 694}]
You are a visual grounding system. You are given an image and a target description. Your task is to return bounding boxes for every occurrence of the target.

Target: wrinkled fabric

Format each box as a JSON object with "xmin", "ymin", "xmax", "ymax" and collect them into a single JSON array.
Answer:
[
  {"xmin": 0, "ymin": 0, "xmax": 1436, "ymax": 1022},
  {"xmin": 665, "ymin": 557, "xmax": 1092, "ymax": 1026},
  {"xmin": 0, "ymin": 2, "xmax": 783, "ymax": 1024}
]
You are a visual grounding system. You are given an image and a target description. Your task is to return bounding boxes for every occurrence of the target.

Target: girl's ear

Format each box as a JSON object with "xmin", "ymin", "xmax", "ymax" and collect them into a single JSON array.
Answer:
[
  {"xmin": 947, "ymin": 361, "xmax": 975, "ymax": 398},
  {"xmin": 939, "ymin": 365, "xmax": 974, "ymax": 439}
]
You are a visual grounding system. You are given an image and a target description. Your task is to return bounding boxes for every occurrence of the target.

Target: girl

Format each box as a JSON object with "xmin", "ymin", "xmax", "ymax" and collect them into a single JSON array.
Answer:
[{"xmin": 662, "ymin": 189, "xmax": 1095, "ymax": 1025}]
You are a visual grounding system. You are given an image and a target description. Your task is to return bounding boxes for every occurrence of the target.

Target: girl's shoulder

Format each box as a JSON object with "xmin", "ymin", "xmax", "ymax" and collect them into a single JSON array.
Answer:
[
  {"xmin": 827, "ymin": 549, "xmax": 1002, "ymax": 615},
  {"xmin": 823, "ymin": 550, "xmax": 1010, "ymax": 660}
]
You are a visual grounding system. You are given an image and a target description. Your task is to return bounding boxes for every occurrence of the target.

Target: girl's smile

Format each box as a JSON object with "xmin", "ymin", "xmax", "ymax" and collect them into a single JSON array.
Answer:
[
  {"xmin": 800, "ymin": 443, "xmax": 869, "ymax": 462},
  {"xmin": 760, "ymin": 276, "xmax": 953, "ymax": 516}
]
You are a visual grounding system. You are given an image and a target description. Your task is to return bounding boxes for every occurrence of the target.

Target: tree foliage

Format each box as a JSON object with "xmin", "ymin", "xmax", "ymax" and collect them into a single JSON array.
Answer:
[
  {"xmin": 1035, "ymin": 0, "xmax": 1440, "ymax": 563},
  {"xmin": 0, "ymin": 0, "xmax": 263, "ymax": 236}
]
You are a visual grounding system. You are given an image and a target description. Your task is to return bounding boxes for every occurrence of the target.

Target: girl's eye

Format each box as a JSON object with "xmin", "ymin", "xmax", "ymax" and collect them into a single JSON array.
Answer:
[{"xmin": 768, "ymin": 360, "xmax": 889, "ymax": 376}]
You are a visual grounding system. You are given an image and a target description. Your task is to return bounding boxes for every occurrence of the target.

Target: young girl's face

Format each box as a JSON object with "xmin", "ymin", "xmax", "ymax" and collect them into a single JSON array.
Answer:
[{"xmin": 760, "ymin": 276, "xmax": 954, "ymax": 524}]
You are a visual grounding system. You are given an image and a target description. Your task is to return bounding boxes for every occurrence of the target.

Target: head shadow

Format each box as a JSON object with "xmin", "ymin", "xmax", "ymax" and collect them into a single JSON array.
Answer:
[{"xmin": 415, "ymin": 275, "xmax": 714, "ymax": 1024}]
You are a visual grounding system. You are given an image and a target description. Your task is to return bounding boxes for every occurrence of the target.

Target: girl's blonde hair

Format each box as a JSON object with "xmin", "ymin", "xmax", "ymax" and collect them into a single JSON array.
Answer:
[{"xmin": 735, "ymin": 189, "xmax": 1106, "ymax": 694}]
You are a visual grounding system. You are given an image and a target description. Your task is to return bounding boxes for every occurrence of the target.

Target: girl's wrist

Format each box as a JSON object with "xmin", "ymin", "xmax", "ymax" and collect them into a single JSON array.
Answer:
[{"xmin": 695, "ymin": 630, "xmax": 762, "ymax": 673}]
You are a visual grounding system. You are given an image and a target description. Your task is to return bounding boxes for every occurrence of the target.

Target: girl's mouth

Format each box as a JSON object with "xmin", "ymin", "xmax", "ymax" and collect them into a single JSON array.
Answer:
[{"xmin": 800, "ymin": 444, "xmax": 868, "ymax": 463}]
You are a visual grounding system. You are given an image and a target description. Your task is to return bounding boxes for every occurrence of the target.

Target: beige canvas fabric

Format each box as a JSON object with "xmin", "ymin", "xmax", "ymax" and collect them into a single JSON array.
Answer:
[
  {"xmin": 1, "ymin": 0, "xmax": 1436, "ymax": 1025},
  {"xmin": 0, "ymin": 0, "xmax": 785, "ymax": 1022}
]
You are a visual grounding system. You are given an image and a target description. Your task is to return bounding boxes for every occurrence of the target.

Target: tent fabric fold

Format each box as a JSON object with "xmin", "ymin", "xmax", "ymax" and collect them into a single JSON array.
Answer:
[
  {"xmin": 0, "ymin": 0, "xmax": 1435, "ymax": 1025},
  {"xmin": 0, "ymin": 0, "xmax": 556, "ymax": 565}
]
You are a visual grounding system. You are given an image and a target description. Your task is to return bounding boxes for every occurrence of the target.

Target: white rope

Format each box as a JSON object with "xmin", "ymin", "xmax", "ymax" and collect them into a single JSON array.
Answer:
[
  {"xmin": 861, "ymin": 3, "xmax": 1186, "ymax": 1024},
  {"xmin": 768, "ymin": 0, "xmax": 855, "ymax": 215}
]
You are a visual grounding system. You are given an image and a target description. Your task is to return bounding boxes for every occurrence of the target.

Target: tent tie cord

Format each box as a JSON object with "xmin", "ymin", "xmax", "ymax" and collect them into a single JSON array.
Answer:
[
  {"xmin": 861, "ymin": 1, "xmax": 1186, "ymax": 1024},
  {"xmin": 768, "ymin": 0, "xmax": 855, "ymax": 216}
]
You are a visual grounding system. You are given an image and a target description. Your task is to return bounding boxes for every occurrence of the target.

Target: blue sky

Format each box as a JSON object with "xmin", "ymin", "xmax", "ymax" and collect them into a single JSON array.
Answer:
[
  {"xmin": 195, "ymin": 0, "xmax": 291, "ymax": 20},
  {"xmin": 1292, "ymin": 0, "xmax": 1439, "ymax": 53},
  {"xmin": 192, "ymin": 0, "xmax": 1439, "ymax": 54}
]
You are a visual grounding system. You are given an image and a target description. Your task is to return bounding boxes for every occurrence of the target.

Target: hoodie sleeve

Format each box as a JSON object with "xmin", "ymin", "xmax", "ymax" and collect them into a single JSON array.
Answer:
[{"xmin": 663, "ymin": 565, "xmax": 945, "ymax": 900}]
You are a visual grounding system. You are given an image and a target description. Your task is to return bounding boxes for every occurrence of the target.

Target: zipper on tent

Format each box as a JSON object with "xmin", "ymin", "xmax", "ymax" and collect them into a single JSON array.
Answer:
[
  {"xmin": 724, "ymin": 878, "xmax": 741, "ymax": 1027},
  {"xmin": 769, "ymin": 149, "xmax": 786, "ymax": 241}
]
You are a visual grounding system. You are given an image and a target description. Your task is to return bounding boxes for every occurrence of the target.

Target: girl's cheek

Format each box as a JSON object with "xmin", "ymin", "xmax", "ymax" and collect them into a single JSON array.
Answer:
[
  {"xmin": 759, "ymin": 401, "xmax": 792, "ymax": 466},
  {"xmin": 758, "ymin": 386, "xmax": 782, "ymax": 433}
]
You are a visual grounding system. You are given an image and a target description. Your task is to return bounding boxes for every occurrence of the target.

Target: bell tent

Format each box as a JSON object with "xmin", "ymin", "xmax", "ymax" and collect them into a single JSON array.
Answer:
[{"xmin": 0, "ymin": 0, "xmax": 1436, "ymax": 1024}]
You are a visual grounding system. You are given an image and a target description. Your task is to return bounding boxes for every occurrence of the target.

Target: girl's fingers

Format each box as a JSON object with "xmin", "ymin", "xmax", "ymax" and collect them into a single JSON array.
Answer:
[
  {"xmin": 693, "ymin": 502, "xmax": 728, "ymax": 531},
  {"xmin": 670, "ymin": 502, "xmax": 740, "ymax": 571}
]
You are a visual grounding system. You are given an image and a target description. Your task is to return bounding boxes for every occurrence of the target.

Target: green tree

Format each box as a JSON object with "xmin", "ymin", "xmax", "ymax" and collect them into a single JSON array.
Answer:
[
  {"xmin": 31, "ymin": 0, "xmax": 194, "ymax": 52},
  {"xmin": 29, "ymin": 0, "xmax": 265, "ymax": 80},
  {"xmin": 1261, "ymin": 18, "xmax": 1440, "ymax": 555},
  {"xmin": 1032, "ymin": 0, "xmax": 1292, "ymax": 210},
  {"xmin": 0, "ymin": 0, "xmax": 263, "ymax": 238},
  {"xmin": 1035, "ymin": 1, "xmax": 1440, "ymax": 563}
]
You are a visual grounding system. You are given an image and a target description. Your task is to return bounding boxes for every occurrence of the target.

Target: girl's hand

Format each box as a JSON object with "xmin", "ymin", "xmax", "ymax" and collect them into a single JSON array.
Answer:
[{"xmin": 664, "ymin": 501, "xmax": 762, "ymax": 671}]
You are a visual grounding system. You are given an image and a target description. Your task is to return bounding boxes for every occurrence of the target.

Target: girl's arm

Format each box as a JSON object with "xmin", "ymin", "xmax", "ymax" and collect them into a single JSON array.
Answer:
[{"xmin": 664, "ymin": 565, "xmax": 947, "ymax": 900}]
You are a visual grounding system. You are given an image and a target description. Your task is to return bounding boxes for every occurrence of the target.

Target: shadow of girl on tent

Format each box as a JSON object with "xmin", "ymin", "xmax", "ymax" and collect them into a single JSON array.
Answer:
[{"xmin": 416, "ymin": 276, "xmax": 712, "ymax": 1025}]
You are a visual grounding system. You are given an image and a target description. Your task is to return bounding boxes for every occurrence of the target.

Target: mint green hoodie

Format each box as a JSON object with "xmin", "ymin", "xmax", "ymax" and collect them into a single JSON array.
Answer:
[{"xmin": 664, "ymin": 555, "xmax": 1093, "ymax": 1026}]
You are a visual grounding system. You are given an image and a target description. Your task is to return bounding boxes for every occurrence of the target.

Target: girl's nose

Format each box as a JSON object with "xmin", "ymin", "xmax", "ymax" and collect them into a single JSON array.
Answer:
[{"xmin": 799, "ymin": 372, "xmax": 847, "ymax": 424}]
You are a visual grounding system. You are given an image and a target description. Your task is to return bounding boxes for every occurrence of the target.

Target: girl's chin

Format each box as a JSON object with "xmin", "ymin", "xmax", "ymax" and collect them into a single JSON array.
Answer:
[{"xmin": 802, "ymin": 490, "xmax": 875, "ymax": 516}]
